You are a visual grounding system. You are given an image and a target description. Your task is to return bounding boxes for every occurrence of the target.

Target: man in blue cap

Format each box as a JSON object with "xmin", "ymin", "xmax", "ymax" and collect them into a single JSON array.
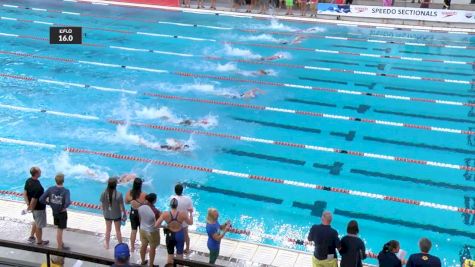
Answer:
[{"xmin": 112, "ymin": 243, "xmax": 131, "ymax": 267}]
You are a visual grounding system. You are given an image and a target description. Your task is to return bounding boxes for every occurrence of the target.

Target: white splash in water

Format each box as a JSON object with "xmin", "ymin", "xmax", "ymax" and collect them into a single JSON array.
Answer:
[
  {"xmin": 223, "ymin": 44, "xmax": 261, "ymax": 59},
  {"xmin": 53, "ymin": 152, "xmax": 109, "ymax": 182},
  {"xmin": 253, "ymin": 19, "xmax": 298, "ymax": 32},
  {"xmin": 303, "ymin": 26, "xmax": 326, "ymax": 33},
  {"xmin": 135, "ymin": 106, "xmax": 182, "ymax": 123}
]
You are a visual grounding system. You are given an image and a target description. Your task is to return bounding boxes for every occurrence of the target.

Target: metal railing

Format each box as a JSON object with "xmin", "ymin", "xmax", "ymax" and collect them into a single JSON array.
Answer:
[{"xmin": 0, "ymin": 239, "xmax": 140, "ymax": 267}]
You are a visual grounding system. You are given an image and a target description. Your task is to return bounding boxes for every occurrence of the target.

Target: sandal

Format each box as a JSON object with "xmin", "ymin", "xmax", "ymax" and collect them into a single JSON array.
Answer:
[{"xmin": 140, "ymin": 260, "xmax": 149, "ymax": 266}]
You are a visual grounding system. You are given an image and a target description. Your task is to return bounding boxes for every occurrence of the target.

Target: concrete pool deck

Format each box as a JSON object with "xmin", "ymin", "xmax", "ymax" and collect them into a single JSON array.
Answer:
[{"xmin": 0, "ymin": 199, "xmax": 315, "ymax": 267}]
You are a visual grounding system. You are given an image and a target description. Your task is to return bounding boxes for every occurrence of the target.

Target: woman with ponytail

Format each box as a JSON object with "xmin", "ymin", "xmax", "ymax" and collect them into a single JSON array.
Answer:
[
  {"xmin": 378, "ymin": 240, "xmax": 403, "ymax": 267},
  {"xmin": 100, "ymin": 177, "xmax": 126, "ymax": 249}
]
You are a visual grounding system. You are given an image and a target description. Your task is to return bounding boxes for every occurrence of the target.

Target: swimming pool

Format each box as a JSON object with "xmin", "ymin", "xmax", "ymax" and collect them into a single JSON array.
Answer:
[{"xmin": 0, "ymin": 0, "xmax": 474, "ymax": 265}]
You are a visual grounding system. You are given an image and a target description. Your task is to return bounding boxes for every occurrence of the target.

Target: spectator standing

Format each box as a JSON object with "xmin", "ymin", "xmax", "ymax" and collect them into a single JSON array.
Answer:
[
  {"xmin": 23, "ymin": 167, "xmax": 49, "ymax": 245},
  {"xmin": 285, "ymin": 0, "xmax": 294, "ymax": 15},
  {"xmin": 100, "ymin": 177, "xmax": 127, "ymax": 249},
  {"xmin": 112, "ymin": 243, "xmax": 131, "ymax": 267},
  {"xmin": 406, "ymin": 238, "xmax": 441, "ymax": 267},
  {"xmin": 39, "ymin": 173, "xmax": 71, "ymax": 250},
  {"xmin": 443, "ymin": 0, "xmax": 450, "ymax": 8},
  {"xmin": 309, "ymin": 0, "xmax": 318, "ymax": 17},
  {"xmin": 170, "ymin": 183, "xmax": 194, "ymax": 254},
  {"xmin": 206, "ymin": 208, "xmax": 231, "ymax": 264},
  {"xmin": 125, "ymin": 178, "xmax": 146, "ymax": 251},
  {"xmin": 378, "ymin": 240, "xmax": 403, "ymax": 267},
  {"xmin": 307, "ymin": 211, "xmax": 340, "ymax": 267},
  {"xmin": 155, "ymin": 198, "xmax": 193, "ymax": 265},
  {"xmin": 299, "ymin": 0, "xmax": 308, "ymax": 16},
  {"xmin": 420, "ymin": 0, "xmax": 430, "ymax": 8},
  {"xmin": 339, "ymin": 220, "xmax": 366, "ymax": 267},
  {"xmin": 138, "ymin": 193, "xmax": 160, "ymax": 267}
]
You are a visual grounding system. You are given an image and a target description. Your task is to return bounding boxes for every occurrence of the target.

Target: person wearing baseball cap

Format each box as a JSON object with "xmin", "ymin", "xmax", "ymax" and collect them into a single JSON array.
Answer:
[{"xmin": 112, "ymin": 243, "xmax": 131, "ymax": 267}]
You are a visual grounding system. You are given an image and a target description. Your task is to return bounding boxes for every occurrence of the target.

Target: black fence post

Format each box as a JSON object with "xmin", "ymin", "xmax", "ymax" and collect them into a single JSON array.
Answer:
[{"xmin": 46, "ymin": 253, "xmax": 51, "ymax": 267}]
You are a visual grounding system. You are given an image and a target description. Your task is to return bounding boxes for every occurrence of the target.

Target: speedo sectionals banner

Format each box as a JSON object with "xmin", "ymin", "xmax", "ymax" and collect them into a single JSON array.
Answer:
[{"xmin": 318, "ymin": 4, "xmax": 475, "ymax": 23}]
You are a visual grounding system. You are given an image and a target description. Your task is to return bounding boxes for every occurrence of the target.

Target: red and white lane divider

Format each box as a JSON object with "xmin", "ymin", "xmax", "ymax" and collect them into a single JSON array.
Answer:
[
  {"xmin": 2, "ymin": 13, "xmax": 474, "ymax": 67},
  {"xmin": 235, "ymin": 29, "xmax": 475, "ymax": 50},
  {"xmin": 1, "ymin": 137, "xmax": 474, "ymax": 215},
  {"xmin": 0, "ymin": 48, "xmax": 168, "ymax": 74},
  {"xmin": 0, "ymin": 15, "xmax": 216, "ymax": 42},
  {"xmin": 0, "ymin": 73, "xmax": 137, "ymax": 94},
  {"xmin": 2, "ymin": 4, "xmax": 232, "ymax": 30},
  {"xmin": 226, "ymin": 41, "xmax": 475, "ymax": 67},
  {"xmin": 1, "ymin": 100, "xmax": 471, "ymax": 171},
  {"xmin": 1, "ymin": 47, "xmax": 473, "ymax": 109},
  {"xmin": 108, "ymin": 119, "xmax": 475, "ymax": 172},
  {"xmin": 146, "ymin": 92, "xmax": 475, "ymax": 136},
  {"xmin": 2, "ymin": 24, "xmax": 474, "ymax": 84},
  {"xmin": 64, "ymin": 147, "xmax": 475, "ymax": 215}
]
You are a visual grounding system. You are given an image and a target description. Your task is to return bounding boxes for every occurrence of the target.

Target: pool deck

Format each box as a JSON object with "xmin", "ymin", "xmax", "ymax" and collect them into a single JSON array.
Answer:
[{"xmin": 0, "ymin": 199, "xmax": 314, "ymax": 267}]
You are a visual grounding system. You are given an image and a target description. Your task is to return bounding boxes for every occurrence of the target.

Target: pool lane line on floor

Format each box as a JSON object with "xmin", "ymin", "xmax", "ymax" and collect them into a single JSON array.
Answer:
[
  {"xmin": 2, "ymin": 47, "xmax": 474, "ymax": 109},
  {"xmin": 234, "ymin": 29, "xmax": 475, "ymax": 50},
  {"xmin": 147, "ymin": 92, "xmax": 475, "ymax": 136},
  {"xmin": 0, "ymin": 101, "xmax": 472, "ymax": 172},
  {"xmin": 0, "ymin": 4, "xmax": 233, "ymax": 30},
  {"xmin": 2, "ymin": 65, "xmax": 474, "ymax": 136},
  {"xmin": 107, "ymin": 119, "xmax": 475, "ymax": 171},
  {"xmin": 0, "ymin": 17, "xmax": 475, "ymax": 68},
  {"xmin": 0, "ymin": 73, "xmax": 137, "ymax": 94},
  {"xmin": 225, "ymin": 41, "xmax": 475, "ymax": 66},
  {"xmin": 350, "ymin": 169, "xmax": 475, "ymax": 192},
  {"xmin": 60, "ymin": 0, "xmax": 475, "ymax": 35}
]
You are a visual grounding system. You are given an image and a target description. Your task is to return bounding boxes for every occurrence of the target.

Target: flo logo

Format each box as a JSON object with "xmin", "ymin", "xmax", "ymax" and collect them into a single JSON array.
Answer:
[
  {"xmin": 464, "ymin": 159, "xmax": 475, "ymax": 181},
  {"xmin": 465, "ymin": 12, "xmax": 473, "ymax": 19}
]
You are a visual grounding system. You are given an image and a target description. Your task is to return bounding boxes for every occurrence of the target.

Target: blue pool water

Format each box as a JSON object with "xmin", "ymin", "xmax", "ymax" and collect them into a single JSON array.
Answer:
[{"xmin": 0, "ymin": 0, "xmax": 474, "ymax": 265}]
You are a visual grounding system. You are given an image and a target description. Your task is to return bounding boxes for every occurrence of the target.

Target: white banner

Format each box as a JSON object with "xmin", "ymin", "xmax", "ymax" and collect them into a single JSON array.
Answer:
[{"xmin": 318, "ymin": 4, "xmax": 475, "ymax": 23}]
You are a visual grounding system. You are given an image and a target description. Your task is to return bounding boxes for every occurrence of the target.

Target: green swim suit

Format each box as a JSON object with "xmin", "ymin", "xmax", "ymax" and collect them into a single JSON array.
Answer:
[{"xmin": 286, "ymin": 0, "xmax": 293, "ymax": 7}]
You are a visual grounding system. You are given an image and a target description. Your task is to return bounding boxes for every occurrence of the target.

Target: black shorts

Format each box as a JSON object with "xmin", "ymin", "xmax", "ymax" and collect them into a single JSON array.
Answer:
[
  {"xmin": 105, "ymin": 217, "xmax": 122, "ymax": 222},
  {"xmin": 130, "ymin": 209, "xmax": 140, "ymax": 230},
  {"xmin": 53, "ymin": 212, "xmax": 67, "ymax": 229}
]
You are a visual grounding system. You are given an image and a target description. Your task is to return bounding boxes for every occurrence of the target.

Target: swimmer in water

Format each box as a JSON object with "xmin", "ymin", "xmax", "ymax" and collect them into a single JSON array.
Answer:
[
  {"xmin": 179, "ymin": 118, "xmax": 209, "ymax": 127},
  {"xmin": 159, "ymin": 139, "xmax": 190, "ymax": 151},
  {"xmin": 291, "ymin": 35, "xmax": 306, "ymax": 45},
  {"xmin": 118, "ymin": 173, "xmax": 137, "ymax": 184},
  {"xmin": 260, "ymin": 54, "xmax": 283, "ymax": 61},
  {"xmin": 253, "ymin": 69, "xmax": 270, "ymax": 76},
  {"xmin": 240, "ymin": 88, "xmax": 266, "ymax": 99}
]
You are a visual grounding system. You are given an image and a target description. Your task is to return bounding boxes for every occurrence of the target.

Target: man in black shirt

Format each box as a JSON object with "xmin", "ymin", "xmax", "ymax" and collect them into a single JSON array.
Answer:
[
  {"xmin": 308, "ymin": 211, "xmax": 340, "ymax": 267},
  {"xmin": 406, "ymin": 238, "xmax": 441, "ymax": 267},
  {"xmin": 23, "ymin": 167, "xmax": 49, "ymax": 245}
]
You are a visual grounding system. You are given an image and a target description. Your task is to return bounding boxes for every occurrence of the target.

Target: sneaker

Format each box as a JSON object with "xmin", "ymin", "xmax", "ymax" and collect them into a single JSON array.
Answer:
[
  {"xmin": 36, "ymin": 240, "xmax": 49, "ymax": 246},
  {"xmin": 27, "ymin": 236, "xmax": 36, "ymax": 243},
  {"xmin": 61, "ymin": 246, "xmax": 70, "ymax": 251}
]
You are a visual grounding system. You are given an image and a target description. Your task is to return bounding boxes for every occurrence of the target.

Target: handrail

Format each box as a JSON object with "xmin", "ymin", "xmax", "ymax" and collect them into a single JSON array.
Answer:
[
  {"xmin": 0, "ymin": 239, "xmax": 140, "ymax": 266},
  {"xmin": 173, "ymin": 258, "xmax": 224, "ymax": 267}
]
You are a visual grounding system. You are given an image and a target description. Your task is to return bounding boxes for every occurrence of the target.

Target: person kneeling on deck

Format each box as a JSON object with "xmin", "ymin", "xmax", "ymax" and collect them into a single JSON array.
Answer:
[
  {"xmin": 308, "ymin": 211, "xmax": 340, "ymax": 267},
  {"xmin": 40, "ymin": 173, "xmax": 71, "ymax": 250}
]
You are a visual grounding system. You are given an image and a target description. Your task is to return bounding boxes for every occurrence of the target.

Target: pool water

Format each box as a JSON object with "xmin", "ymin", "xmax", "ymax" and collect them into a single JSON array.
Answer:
[{"xmin": 0, "ymin": 0, "xmax": 474, "ymax": 265}]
